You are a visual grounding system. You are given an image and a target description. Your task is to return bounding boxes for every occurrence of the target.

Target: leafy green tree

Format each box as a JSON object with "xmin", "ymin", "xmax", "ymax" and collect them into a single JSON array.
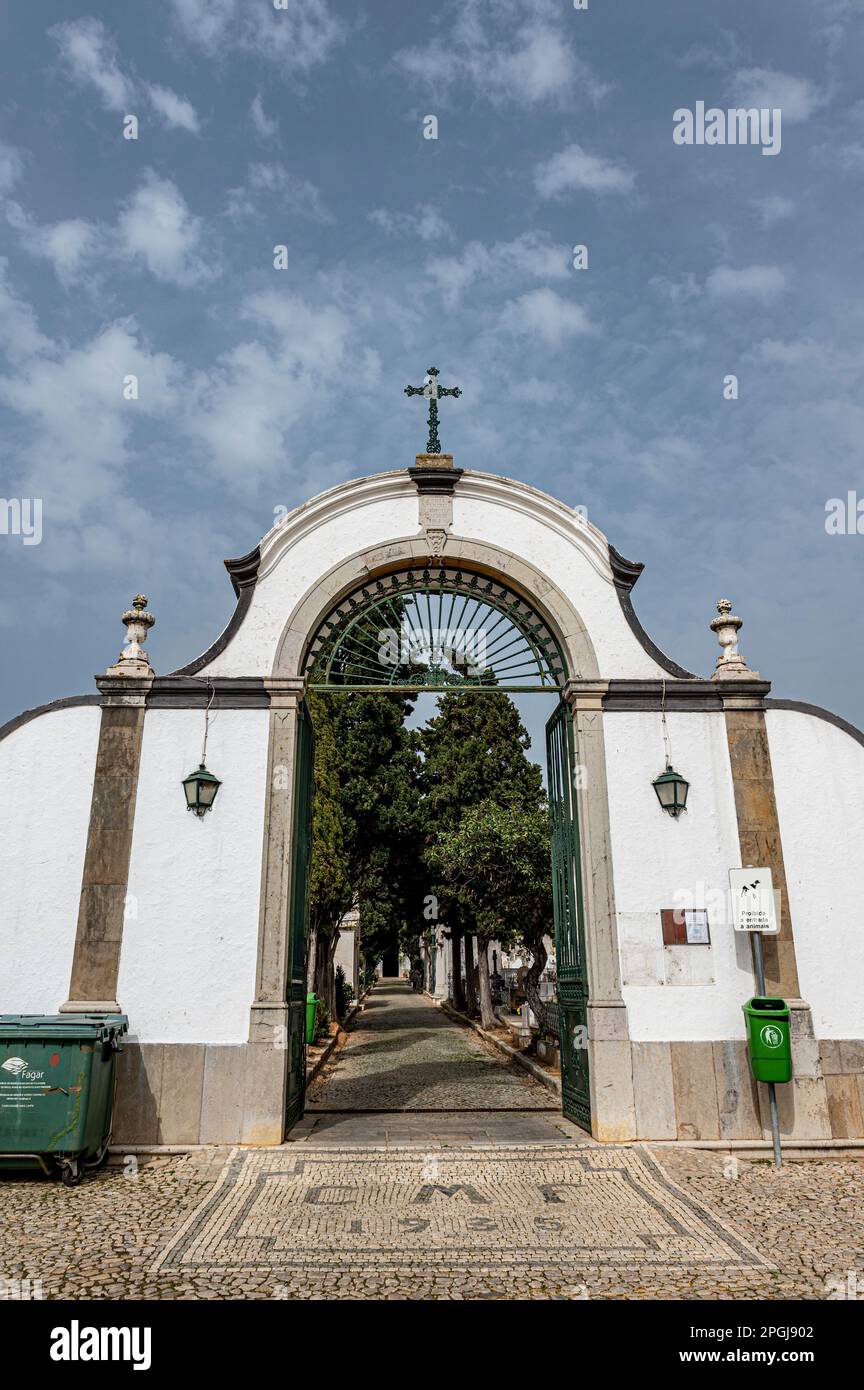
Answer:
[
  {"xmin": 427, "ymin": 801, "xmax": 553, "ymax": 1029},
  {"xmin": 305, "ymin": 692, "xmax": 353, "ymax": 1014},
  {"xmin": 420, "ymin": 689, "xmax": 547, "ymax": 1022},
  {"xmin": 306, "ymin": 689, "xmax": 423, "ymax": 1015}
]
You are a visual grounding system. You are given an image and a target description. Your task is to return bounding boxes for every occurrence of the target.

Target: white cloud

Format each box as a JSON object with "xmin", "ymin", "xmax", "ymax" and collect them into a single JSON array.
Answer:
[
  {"xmin": 247, "ymin": 163, "xmax": 333, "ymax": 222},
  {"xmin": 170, "ymin": 0, "xmax": 235, "ymax": 51},
  {"xmin": 427, "ymin": 233, "xmax": 570, "ymax": 308},
  {"xmin": 676, "ymin": 32, "xmax": 743, "ymax": 71},
  {"xmin": 706, "ymin": 264, "xmax": 788, "ymax": 302},
  {"xmin": 753, "ymin": 338, "xmax": 821, "ymax": 365},
  {"xmin": 394, "ymin": 1, "xmax": 608, "ymax": 107},
  {"xmin": 250, "ymin": 93, "xmax": 278, "ymax": 139},
  {"xmin": 4, "ymin": 171, "xmax": 214, "ymax": 289},
  {"xmin": 51, "ymin": 18, "xmax": 200, "ymax": 134},
  {"xmin": 836, "ymin": 142, "xmax": 864, "ymax": 172},
  {"xmin": 5, "ymin": 203, "xmax": 98, "ymax": 285},
  {"xmin": 753, "ymin": 195, "xmax": 795, "ymax": 227},
  {"xmin": 648, "ymin": 272, "xmax": 702, "ymax": 303},
  {"xmin": 499, "ymin": 288, "xmax": 592, "ymax": 345},
  {"xmin": 0, "ymin": 142, "xmax": 23, "ymax": 194},
  {"xmin": 0, "ymin": 258, "xmax": 370, "ymax": 535},
  {"xmin": 182, "ymin": 290, "xmax": 357, "ymax": 483},
  {"xmin": 369, "ymin": 205, "xmax": 453, "ymax": 244},
  {"xmin": 49, "ymin": 18, "xmax": 134, "ymax": 111},
  {"xmin": 0, "ymin": 259, "xmax": 52, "ymax": 362},
  {"xmin": 117, "ymin": 171, "xmax": 212, "ymax": 287},
  {"xmin": 729, "ymin": 68, "xmax": 822, "ymax": 122},
  {"xmin": 511, "ymin": 376, "xmax": 559, "ymax": 405},
  {"xmin": 534, "ymin": 143, "xmax": 635, "ymax": 198},
  {"xmin": 242, "ymin": 291, "xmax": 353, "ymax": 371},
  {"xmin": 0, "ymin": 286, "xmax": 180, "ymax": 541},
  {"xmin": 147, "ymin": 84, "xmax": 201, "ymax": 133},
  {"xmin": 169, "ymin": 0, "xmax": 344, "ymax": 71}
]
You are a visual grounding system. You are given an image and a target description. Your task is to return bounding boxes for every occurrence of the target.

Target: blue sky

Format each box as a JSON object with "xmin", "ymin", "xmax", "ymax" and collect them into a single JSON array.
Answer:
[{"xmin": 1, "ymin": 0, "xmax": 863, "ymax": 725}]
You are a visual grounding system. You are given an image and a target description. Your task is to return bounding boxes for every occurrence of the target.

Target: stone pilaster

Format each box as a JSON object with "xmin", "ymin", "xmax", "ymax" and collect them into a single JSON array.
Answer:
[
  {"xmin": 711, "ymin": 605, "xmax": 832, "ymax": 1140},
  {"xmin": 562, "ymin": 680, "xmax": 636, "ymax": 1141},
  {"xmin": 243, "ymin": 677, "xmax": 306, "ymax": 1145},
  {"xmin": 62, "ymin": 676, "xmax": 151, "ymax": 1011},
  {"xmin": 250, "ymin": 678, "xmax": 306, "ymax": 1042},
  {"xmin": 720, "ymin": 686, "xmax": 800, "ymax": 1000}
]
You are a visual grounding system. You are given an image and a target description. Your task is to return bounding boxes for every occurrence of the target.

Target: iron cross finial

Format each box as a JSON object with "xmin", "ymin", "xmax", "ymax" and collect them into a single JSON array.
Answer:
[{"xmin": 404, "ymin": 366, "xmax": 462, "ymax": 455}]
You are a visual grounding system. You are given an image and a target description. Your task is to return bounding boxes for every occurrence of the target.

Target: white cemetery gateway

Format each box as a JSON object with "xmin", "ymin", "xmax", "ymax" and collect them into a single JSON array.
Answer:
[{"xmin": 2, "ymin": 455, "xmax": 864, "ymax": 1145}]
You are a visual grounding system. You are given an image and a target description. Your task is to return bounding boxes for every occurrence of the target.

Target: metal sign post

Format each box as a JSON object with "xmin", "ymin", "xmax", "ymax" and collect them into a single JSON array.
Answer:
[
  {"xmin": 750, "ymin": 929, "xmax": 783, "ymax": 1170},
  {"xmin": 729, "ymin": 865, "xmax": 783, "ymax": 1168}
]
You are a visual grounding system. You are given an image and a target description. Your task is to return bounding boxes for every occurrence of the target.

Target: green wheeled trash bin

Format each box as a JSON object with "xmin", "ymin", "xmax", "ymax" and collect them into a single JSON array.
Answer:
[
  {"xmin": 743, "ymin": 997, "xmax": 792, "ymax": 1083},
  {"xmin": 0, "ymin": 1014, "xmax": 128, "ymax": 1186},
  {"xmin": 305, "ymin": 993, "xmax": 318, "ymax": 1045}
]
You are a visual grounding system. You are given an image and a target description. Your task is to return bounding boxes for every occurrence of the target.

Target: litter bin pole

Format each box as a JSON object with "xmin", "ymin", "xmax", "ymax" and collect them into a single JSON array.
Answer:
[{"xmin": 751, "ymin": 933, "xmax": 783, "ymax": 1169}]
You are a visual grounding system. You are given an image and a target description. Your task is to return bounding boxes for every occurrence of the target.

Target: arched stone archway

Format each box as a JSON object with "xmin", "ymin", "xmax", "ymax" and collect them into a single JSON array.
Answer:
[
  {"xmin": 271, "ymin": 532, "xmax": 602, "ymax": 683},
  {"xmin": 247, "ymin": 493, "xmax": 632, "ymax": 1140}
]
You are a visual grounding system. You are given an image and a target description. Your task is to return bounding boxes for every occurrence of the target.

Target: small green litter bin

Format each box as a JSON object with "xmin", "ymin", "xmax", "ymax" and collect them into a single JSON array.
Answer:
[
  {"xmin": 743, "ymin": 996, "xmax": 792, "ymax": 1083},
  {"xmin": 305, "ymin": 993, "xmax": 318, "ymax": 1045},
  {"xmin": 0, "ymin": 1014, "xmax": 128, "ymax": 1185}
]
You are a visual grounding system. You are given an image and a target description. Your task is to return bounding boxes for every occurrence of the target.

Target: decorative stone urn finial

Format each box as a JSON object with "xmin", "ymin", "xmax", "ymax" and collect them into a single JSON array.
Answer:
[
  {"xmin": 710, "ymin": 598, "xmax": 758, "ymax": 680},
  {"xmin": 106, "ymin": 594, "xmax": 155, "ymax": 678}
]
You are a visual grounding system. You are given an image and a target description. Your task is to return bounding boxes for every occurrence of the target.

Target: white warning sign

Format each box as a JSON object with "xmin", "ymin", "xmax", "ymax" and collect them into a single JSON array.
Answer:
[{"xmin": 729, "ymin": 866, "xmax": 779, "ymax": 934}]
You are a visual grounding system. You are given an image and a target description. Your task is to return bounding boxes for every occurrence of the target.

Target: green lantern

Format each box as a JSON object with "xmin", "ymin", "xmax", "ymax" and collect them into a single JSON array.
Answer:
[
  {"xmin": 652, "ymin": 763, "xmax": 689, "ymax": 817},
  {"xmin": 182, "ymin": 763, "xmax": 222, "ymax": 817}
]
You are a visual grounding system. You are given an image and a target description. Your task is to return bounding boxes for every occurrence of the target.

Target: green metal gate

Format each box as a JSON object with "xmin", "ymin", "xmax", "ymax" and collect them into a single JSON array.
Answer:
[
  {"xmin": 286, "ymin": 700, "xmax": 315, "ymax": 1131},
  {"xmin": 545, "ymin": 702, "xmax": 591, "ymax": 1130}
]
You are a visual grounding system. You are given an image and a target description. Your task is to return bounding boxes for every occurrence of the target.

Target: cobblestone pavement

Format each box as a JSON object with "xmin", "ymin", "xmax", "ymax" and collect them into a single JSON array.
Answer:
[
  {"xmin": 1, "ymin": 1144, "xmax": 862, "ymax": 1300},
  {"xmin": 306, "ymin": 980, "xmax": 558, "ymax": 1112},
  {"xmin": 2, "ymin": 988, "xmax": 862, "ymax": 1300}
]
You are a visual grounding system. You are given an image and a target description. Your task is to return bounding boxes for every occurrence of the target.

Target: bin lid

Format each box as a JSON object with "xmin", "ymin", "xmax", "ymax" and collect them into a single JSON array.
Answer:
[
  {"xmin": 743, "ymin": 996, "xmax": 789, "ymax": 1015},
  {"xmin": 0, "ymin": 1013, "xmax": 128, "ymax": 1041}
]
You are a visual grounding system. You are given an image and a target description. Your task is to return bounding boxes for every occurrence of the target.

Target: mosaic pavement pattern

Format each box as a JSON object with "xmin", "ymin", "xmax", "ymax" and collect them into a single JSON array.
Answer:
[
  {"xmin": 151, "ymin": 1145, "xmax": 773, "ymax": 1276},
  {"xmin": 2, "ymin": 1147, "xmax": 862, "ymax": 1298},
  {"xmin": 306, "ymin": 982, "xmax": 557, "ymax": 1111}
]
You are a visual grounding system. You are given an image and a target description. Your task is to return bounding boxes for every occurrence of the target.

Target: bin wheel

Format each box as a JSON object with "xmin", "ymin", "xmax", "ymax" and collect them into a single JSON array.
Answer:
[{"xmin": 59, "ymin": 1159, "xmax": 83, "ymax": 1187}]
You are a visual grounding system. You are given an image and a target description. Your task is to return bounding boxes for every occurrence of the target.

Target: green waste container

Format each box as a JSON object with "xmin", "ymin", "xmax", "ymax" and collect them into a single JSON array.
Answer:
[
  {"xmin": 0, "ymin": 1014, "xmax": 128, "ymax": 1185},
  {"xmin": 743, "ymin": 996, "xmax": 792, "ymax": 1083},
  {"xmin": 305, "ymin": 993, "xmax": 318, "ymax": 1045}
]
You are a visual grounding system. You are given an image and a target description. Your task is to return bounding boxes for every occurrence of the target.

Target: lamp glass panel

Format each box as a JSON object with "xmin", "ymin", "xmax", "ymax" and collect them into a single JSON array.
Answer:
[
  {"xmin": 198, "ymin": 779, "xmax": 219, "ymax": 807},
  {"xmin": 656, "ymin": 779, "xmax": 675, "ymax": 807}
]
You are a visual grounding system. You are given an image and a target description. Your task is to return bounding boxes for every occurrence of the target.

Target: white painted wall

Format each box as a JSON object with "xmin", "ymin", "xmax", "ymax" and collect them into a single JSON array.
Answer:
[
  {"xmin": 768, "ymin": 709, "xmax": 864, "ymax": 1038},
  {"xmin": 0, "ymin": 705, "xmax": 101, "ymax": 1015},
  {"xmin": 604, "ymin": 710, "xmax": 754, "ymax": 1040},
  {"xmin": 118, "ymin": 709, "xmax": 269, "ymax": 1043},
  {"xmin": 334, "ymin": 922, "xmax": 359, "ymax": 995}
]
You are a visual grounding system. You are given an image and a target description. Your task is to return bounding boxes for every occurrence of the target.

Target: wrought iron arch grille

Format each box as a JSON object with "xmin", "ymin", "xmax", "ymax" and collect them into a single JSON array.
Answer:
[{"xmin": 304, "ymin": 567, "xmax": 567, "ymax": 691}]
